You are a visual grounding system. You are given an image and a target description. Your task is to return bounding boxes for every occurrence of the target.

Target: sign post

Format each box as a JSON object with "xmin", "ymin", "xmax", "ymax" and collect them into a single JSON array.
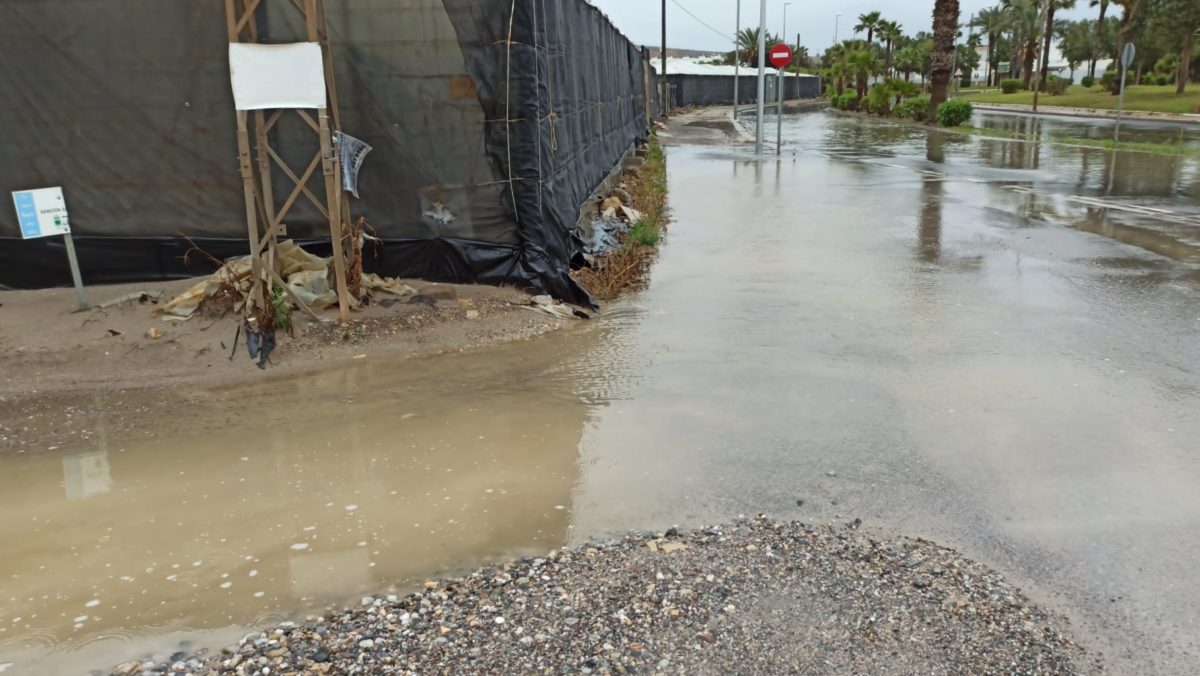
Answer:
[
  {"xmin": 1114, "ymin": 42, "xmax": 1136, "ymax": 144},
  {"xmin": 754, "ymin": 0, "xmax": 768, "ymax": 155},
  {"xmin": 12, "ymin": 187, "xmax": 88, "ymax": 310},
  {"xmin": 769, "ymin": 43, "xmax": 793, "ymax": 155}
]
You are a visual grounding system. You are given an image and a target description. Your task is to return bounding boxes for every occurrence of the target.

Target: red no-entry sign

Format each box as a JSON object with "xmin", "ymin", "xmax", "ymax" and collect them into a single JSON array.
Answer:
[{"xmin": 769, "ymin": 44, "xmax": 793, "ymax": 68}]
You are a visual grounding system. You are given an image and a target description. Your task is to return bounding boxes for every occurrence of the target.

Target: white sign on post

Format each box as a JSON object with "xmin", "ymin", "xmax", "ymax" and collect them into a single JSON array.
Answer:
[
  {"xmin": 13, "ymin": 187, "xmax": 70, "ymax": 239},
  {"xmin": 12, "ymin": 186, "xmax": 89, "ymax": 310}
]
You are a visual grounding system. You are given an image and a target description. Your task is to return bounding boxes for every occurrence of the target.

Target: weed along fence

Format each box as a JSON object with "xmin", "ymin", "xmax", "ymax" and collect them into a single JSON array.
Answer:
[{"xmin": 0, "ymin": 0, "xmax": 654, "ymax": 307}]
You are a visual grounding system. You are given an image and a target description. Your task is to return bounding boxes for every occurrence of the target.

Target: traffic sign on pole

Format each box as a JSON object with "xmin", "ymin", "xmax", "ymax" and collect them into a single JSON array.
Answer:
[
  {"xmin": 769, "ymin": 44, "xmax": 793, "ymax": 69},
  {"xmin": 1121, "ymin": 42, "xmax": 1136, "ymax": 71}
]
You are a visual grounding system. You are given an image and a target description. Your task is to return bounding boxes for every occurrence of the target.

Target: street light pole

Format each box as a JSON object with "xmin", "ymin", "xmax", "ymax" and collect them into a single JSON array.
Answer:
[
  {"xmin": 734, "ymin": 0, "xmax": 741, "ymax": 119},
  {"xmin": 661, "ymin": 0, "xmax": 668, "ymax": 118},
  {"xmin": 754, "ymin": 0, "xmax": 767, "ymax": 154},
  {"xmin": 834, "ymin": 14, "xmax": 841, "ymax": 46}
]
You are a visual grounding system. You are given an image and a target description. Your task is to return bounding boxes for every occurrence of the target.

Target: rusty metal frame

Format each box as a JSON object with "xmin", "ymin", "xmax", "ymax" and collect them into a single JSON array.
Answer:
[{"xmin": 223, "ymin": 0, "xmax": 350, "ymax": 322}]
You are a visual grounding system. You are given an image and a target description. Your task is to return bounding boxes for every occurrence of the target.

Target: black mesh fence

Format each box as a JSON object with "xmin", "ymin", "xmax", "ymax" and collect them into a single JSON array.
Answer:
[{"xmin": 0, "ymin": 0, "xmax": 653, "ymax": 305}]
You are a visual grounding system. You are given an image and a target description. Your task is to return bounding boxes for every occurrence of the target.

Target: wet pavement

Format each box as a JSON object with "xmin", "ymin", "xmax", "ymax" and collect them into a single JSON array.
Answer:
[{"xmin": 4, "ymin": 110, "xmax": 1200, "ymax": 674}]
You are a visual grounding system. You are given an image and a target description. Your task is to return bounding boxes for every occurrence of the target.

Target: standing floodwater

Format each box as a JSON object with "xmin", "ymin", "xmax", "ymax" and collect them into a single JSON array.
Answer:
[{"xmin": 3, "ymin": 110, "xmax": 1200, "ymax": 674}]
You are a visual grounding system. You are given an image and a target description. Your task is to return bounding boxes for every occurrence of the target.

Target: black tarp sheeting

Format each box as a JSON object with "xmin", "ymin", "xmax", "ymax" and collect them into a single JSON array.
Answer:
[{"xmin": 0, "ymin": 1, "xmax": 652, "ymax": 305}]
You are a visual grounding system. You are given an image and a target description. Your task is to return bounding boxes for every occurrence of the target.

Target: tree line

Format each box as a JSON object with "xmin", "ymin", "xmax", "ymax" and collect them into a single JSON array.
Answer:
[{"xmin": 972, "ymin": 0, "xmax": 1198, "ymax": 95}]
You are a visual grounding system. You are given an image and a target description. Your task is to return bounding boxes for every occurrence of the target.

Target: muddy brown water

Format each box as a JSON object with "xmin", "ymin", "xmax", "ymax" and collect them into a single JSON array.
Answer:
[{"xmin": 4, "ymin": 110, "xmax": 1200, "ymax": 673}]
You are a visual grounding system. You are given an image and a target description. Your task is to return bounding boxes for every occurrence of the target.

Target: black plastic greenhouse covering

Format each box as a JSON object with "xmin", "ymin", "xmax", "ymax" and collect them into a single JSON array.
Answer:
[
  {"xmin": 0, "ymin": 1, "xmax": 655, "ymax": 306},
  {"xmin": 664, "ymin": 74, "xmax": 821, "ymax": 108}
]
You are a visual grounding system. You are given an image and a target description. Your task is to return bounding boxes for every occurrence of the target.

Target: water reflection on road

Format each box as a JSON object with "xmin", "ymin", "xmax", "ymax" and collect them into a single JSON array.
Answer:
[{"xmin": 3, "ymin": 110, "xmax": 1200, "ymax": 674}]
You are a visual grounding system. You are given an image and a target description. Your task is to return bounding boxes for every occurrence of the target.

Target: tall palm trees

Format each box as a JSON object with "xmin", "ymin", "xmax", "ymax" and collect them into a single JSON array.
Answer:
[
  {"xmin": 1109, "ymin": 0, "xmax": 1142, "ymax": 93},
  {"xmin": 847, "ymin": 49, "xmax": 881, "ymax": 97},
  {"xmin": 879, "ymin": 20, "xmax": 904, "ymax": 76},
  {"xmin": 1002, "ymin": 0, "xmax": 1044, "ymax": 88},
  {"xmin": 930, "ymin": 0, "xmax": 961, "ymax": 117},
  {"xmin": 1039, "ymin": 1, "xmax": 1078, "ymax": 91},
  {"xmin": 970, "ymin": 6, "xmax": 1010, "ymax": 85},
  {"xmin": 855, "ymin": 11, "xmax": 884, "ymax": 46},
  {"xmin": 1089, "ymin": 0, "xmax": 1110, "ymax": 78}
]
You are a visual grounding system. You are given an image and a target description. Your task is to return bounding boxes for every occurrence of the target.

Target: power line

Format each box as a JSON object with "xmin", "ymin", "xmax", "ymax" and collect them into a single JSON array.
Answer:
[{"xmin": 668, "ymin": 0, "xmax": 734, "ymax": 44}]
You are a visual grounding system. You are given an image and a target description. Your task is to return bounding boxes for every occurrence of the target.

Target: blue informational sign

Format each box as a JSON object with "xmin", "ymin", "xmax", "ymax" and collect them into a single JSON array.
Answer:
[{"xmin": 12, "ymin": 187, "xmax": 71, "ymax": 239}]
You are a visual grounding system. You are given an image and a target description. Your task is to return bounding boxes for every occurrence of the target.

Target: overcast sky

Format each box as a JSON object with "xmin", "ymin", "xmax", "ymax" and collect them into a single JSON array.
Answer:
[{"xmin": 589, "ymin": 0, "xmax": 1099, "ymax": 55}]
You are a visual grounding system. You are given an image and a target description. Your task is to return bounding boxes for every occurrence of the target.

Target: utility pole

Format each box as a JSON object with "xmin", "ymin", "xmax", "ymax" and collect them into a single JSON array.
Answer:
[
  {"xmin": 834, "ymin": 14, "xmax": 841, "ymax": 46},
  {"xmin": 734, "ymin": 0, "xmax": 741, "ymax": 118},
  {"xmin": 661, "ymin": 0, "xmax": 668, "ymax": 118},
  {"xmin": 755, "ymin": 0, "xmax": 767, "ymax": 154}
]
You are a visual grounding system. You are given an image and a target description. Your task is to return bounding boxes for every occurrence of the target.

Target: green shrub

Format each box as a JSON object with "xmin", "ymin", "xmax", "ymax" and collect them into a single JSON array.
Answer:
[
  {"xmin": 1046, "ymin": 77, "xmax": 1070, "ymax": 95},
  {"xmin": 1000, "ymin": 78, "xmax": 1023, "ymax": 94},
  {"xmin": 895, "ymin": 95, "xmax": 931, "ymax": 122},
  {"xmin": 1157, "ymin": 74, "xmax": 1171, "ymax": 86},
  {"xmin": 834, "ymin": 91, "xmax": 859, "ymax": 111},
  {"xmin": 1141, "ymin": 72, "xmax": 1158, "ymax": 85},
  {"xmin": 866, "ymin": 84, "xmax": 892, "ymax": 115},
  {"xmin": 1103, "ymin": 69, "xmax": 1133, "ymax": 89},
  {"xmin": 1080, "ymin": 75, "xmax": 1095, "ymax": 88},
  {"xmin": 936, "ymin": 99, "xmax": 973, "ymax": 127}
]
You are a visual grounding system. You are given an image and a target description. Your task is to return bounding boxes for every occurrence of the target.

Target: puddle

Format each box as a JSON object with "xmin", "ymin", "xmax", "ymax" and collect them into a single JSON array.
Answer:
[
  {"xmin": 4, "ymin": 111, "xmax": 1200, "ymax": 674},
  {"xmin": 0, "ymin": 333, "xmax": 610, "ymax": 673}
]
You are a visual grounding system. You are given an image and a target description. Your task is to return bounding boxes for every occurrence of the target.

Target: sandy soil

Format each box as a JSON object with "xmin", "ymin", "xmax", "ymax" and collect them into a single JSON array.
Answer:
[{"xmin": 0, "ymin": 279, "xmax": 563, "ymax": 456}]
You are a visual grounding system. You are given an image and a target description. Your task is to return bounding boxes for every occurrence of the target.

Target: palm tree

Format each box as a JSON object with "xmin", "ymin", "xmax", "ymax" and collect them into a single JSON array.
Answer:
[
  {"xmin": 1088, "ymin": 0, "xmax": 1109, "ymax": 78},
  {"xmin": 737, "ymin": 28, "xmax": 780, "ymax": 67},
  {"xmin": 855, "ymin": 11, "xmax": 884, "ymax": 46},
  {"xmin": 1109, "ymin": 0, "xmax": 1143, "ymax": 93},
  {"xmin": 1003, "ymin": 0, "xmax": 1045, "ymax": 88},
  {"xmin": 971, "ymin": 6, "xmax": 1010, "ymax": 86},
  {"xmin": 930, "ymin": 0, "xmax": 961, "ymax": 117},
  {"xmin": 895, "ymin": 44, "xmax": 924, "ymax": 81},
  {"xmin": 847, "ymin": 49, "xmax": 881, "ymax": 97},
  {"xmin": 1038, "ymin": 1, "xmax": 1078, "ymax": 91},
  {"xmin": 879, "ymin": 20, "xmax": 905, "ymax": 76}
]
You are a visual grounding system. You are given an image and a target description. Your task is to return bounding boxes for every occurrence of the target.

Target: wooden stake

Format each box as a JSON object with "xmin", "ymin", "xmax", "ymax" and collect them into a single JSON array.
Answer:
[
  {"xmin": 318, "ymin": 108, "xmax": 351, "ymax": 322},
  {"xmin": 234, "ymin": 111, "xmax": 262, "ymax": 282}
]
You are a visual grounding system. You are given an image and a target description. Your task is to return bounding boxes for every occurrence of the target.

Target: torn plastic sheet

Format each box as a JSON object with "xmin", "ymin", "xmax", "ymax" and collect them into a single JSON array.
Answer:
[{"xmin": 335, "ymin": 131, "xmax": 372, "ymax": 199}]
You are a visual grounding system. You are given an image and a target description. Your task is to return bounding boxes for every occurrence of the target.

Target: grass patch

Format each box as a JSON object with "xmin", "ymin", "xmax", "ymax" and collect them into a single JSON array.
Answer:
[
  {"xmin": 573, "ymin": 136, "xmax": 669, "ymax": 301},
  {"xmin": 958, "ymin": 85, "xmax": 1200, "ymax": 115},
  {"xmin": 627, "ymin": 218, "xmax": 661, "ymax": 247},
  {"xmin": 629, "ymin": 141, "xmax": 667, "ymax": 241},
  {"xmin": 950, "ymin": 124, "xmax": 1200, "ymax": 158}
]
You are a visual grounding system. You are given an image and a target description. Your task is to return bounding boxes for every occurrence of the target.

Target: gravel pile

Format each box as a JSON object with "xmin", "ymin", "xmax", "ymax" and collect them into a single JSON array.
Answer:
[{"xmin": 111, "ymin": 517, "xmax": 1095, "ymax": 675}]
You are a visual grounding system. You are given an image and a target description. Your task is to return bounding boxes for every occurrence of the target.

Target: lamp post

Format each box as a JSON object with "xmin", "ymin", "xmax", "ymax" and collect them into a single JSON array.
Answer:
[
  {"xmin": 661, "ymin": 0, "xmax": 668, "ymax": 117},
  {"xmin": 834, "ymin": 13, "xmax": 841, "ymax": 46},
  {"xmin": 754, "ymin": 0, "xmax": 768, "ymax": 154},
  {"xmin": 734, "ymin": 0, "xmax": 741, "ymax": 118}
]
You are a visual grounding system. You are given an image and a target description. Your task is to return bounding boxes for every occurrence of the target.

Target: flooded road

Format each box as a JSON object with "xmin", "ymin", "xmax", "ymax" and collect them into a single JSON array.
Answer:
[{"xmin": 5, "ymin": 110, "xmax": 1200, "ymax": 673}]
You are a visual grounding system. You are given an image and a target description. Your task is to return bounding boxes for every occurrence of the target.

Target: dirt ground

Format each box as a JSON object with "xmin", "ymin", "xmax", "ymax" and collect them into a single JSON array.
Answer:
[{"xmin": 0, "ymin": 278, "xmax": 564, "ymax": 456}]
